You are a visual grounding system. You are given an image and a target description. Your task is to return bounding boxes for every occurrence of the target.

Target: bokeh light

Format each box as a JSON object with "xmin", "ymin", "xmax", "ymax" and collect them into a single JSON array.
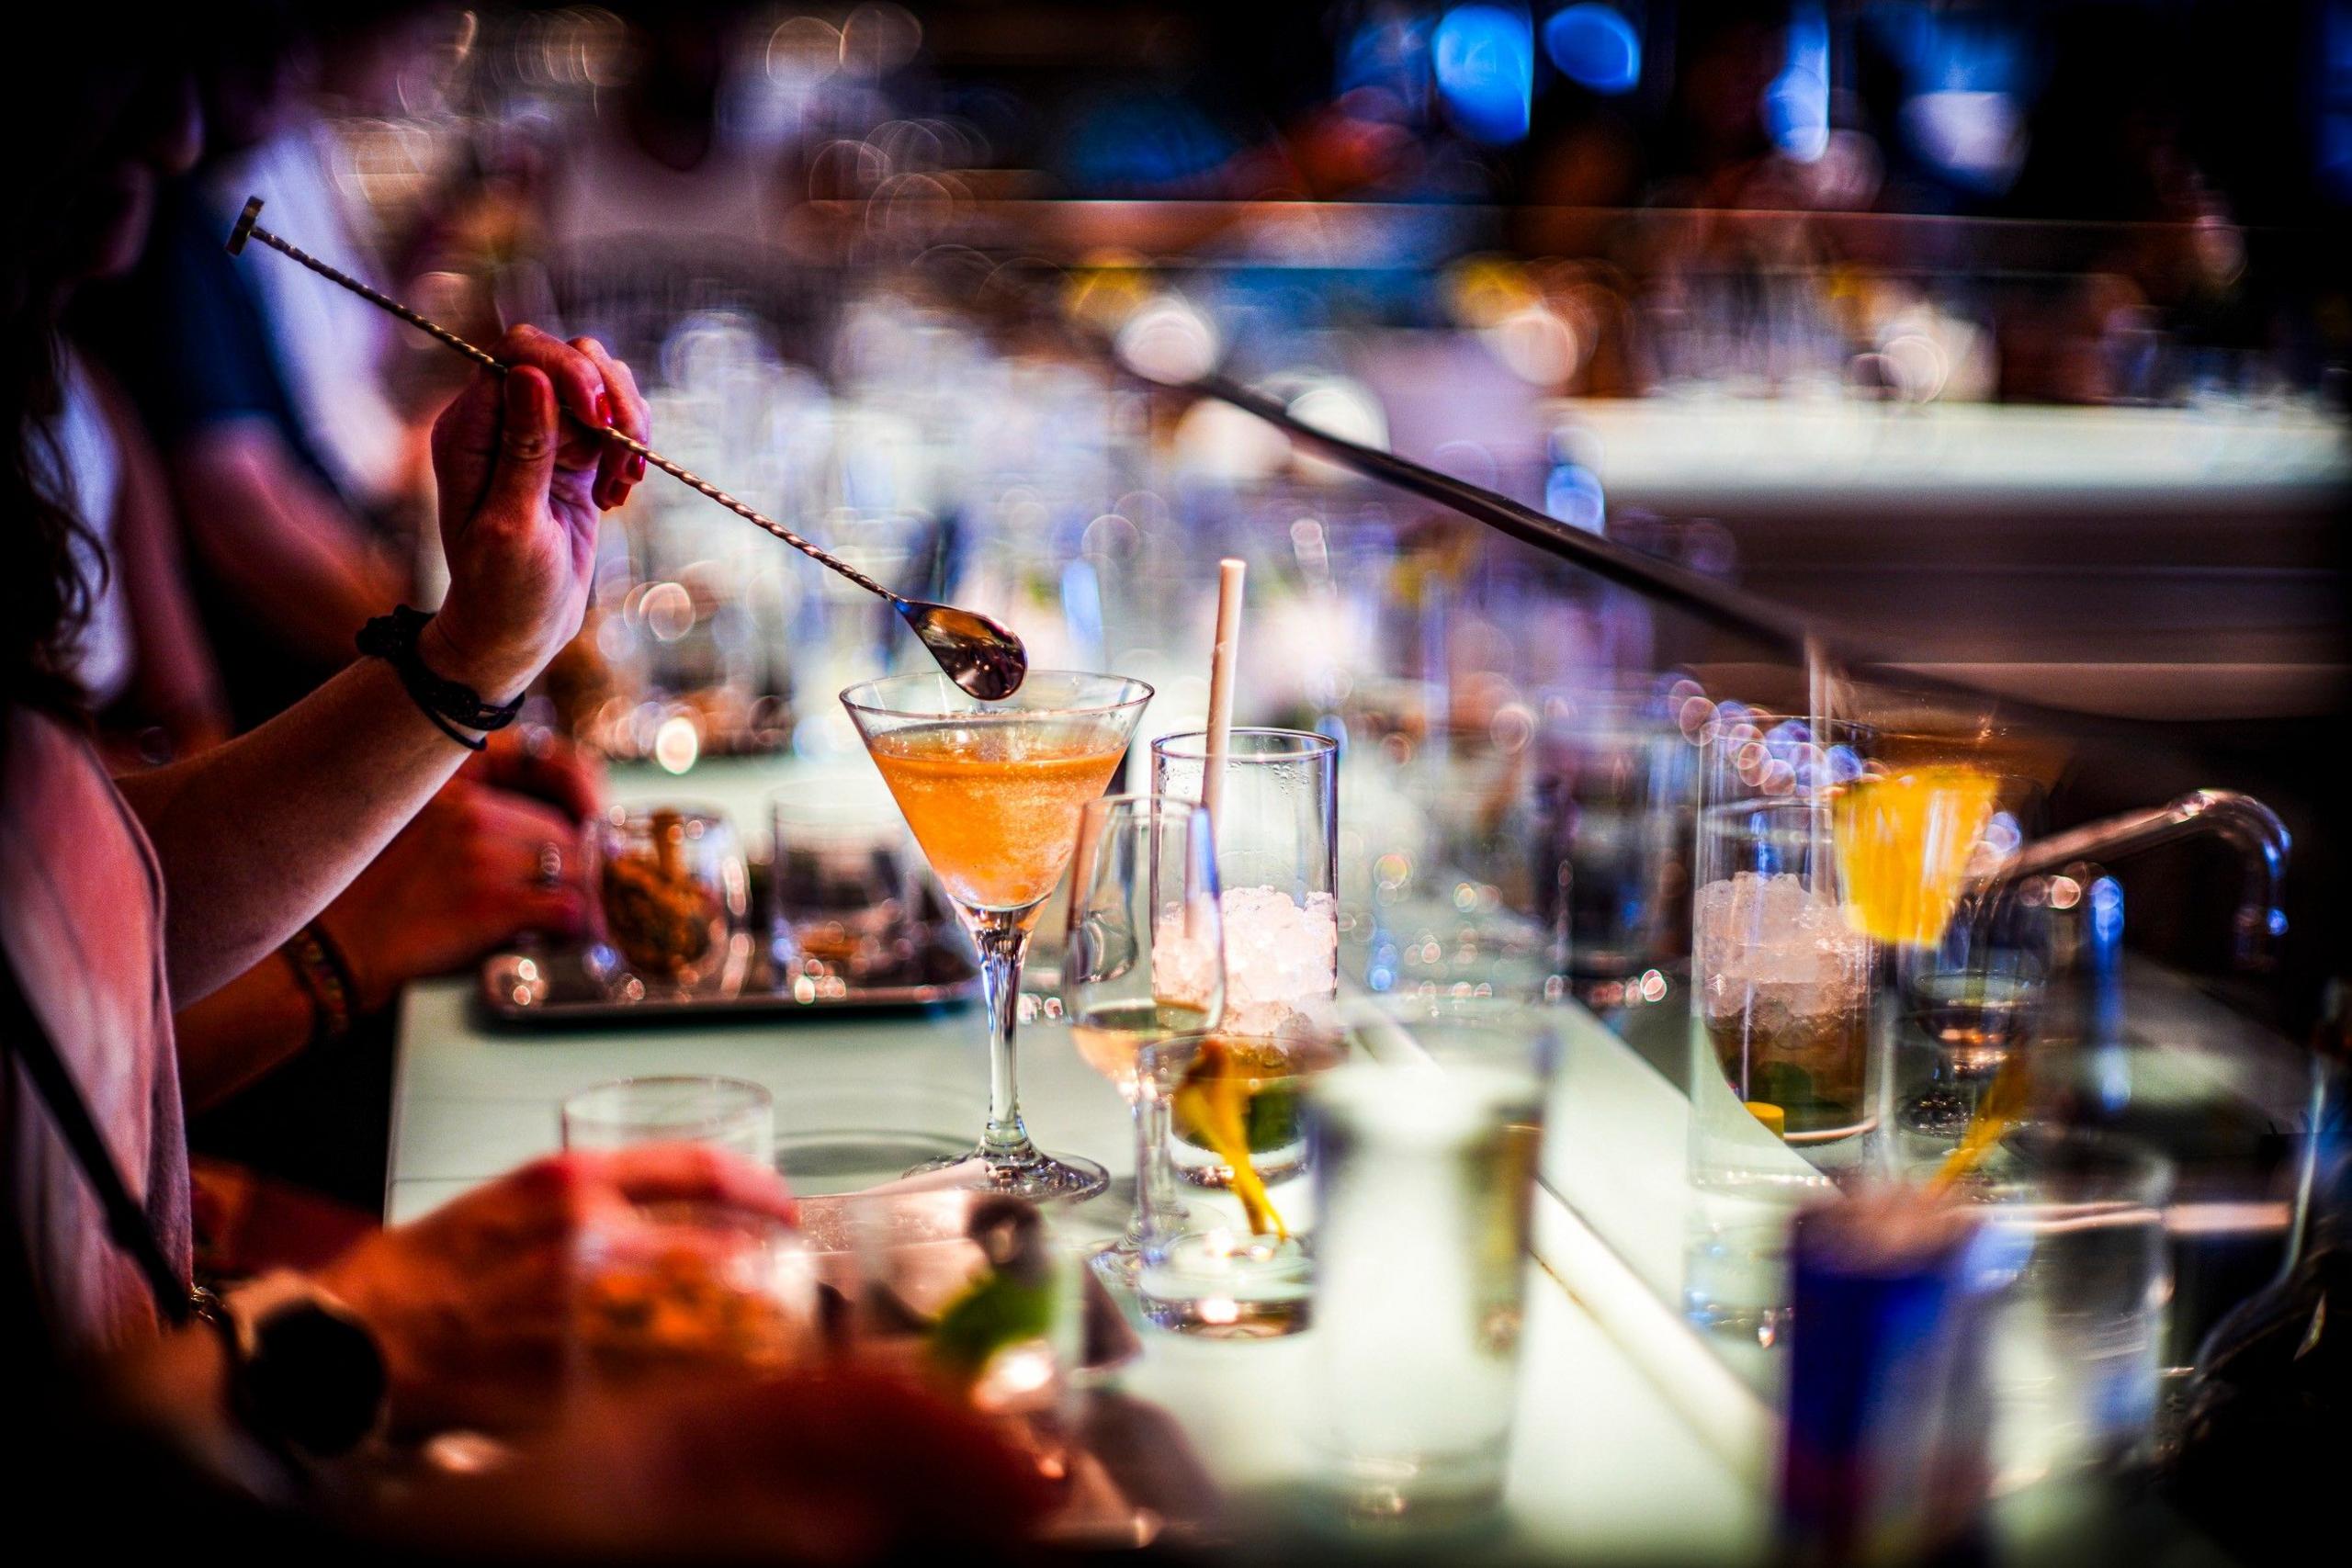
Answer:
[
  {"xmin": 1544, "ymin": 4, "xmax": 1642, "ymax": 96},
  {"xmin": 1433, "ymin": 6, "xmax": 1535, "ymax": 146}
]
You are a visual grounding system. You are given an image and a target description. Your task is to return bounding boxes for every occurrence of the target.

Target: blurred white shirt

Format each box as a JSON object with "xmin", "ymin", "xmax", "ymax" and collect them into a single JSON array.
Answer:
[{"xmin": 209, "ymin": 124, "xmax": 406, "ymax": 509}]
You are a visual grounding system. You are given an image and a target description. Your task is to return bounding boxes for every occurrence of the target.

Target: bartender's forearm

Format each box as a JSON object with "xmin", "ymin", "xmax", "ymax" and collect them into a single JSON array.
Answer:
[{"xmin": 117, "ymin": 653, "xmax": 481, "ymax": 1006}]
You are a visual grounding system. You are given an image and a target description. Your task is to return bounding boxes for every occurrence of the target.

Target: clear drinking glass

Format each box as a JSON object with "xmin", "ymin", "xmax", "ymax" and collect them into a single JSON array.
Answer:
[
  {"xmin": 560, "ymin": 1075, "xmax": 777, "ymax": 1167},
  {"xmin": 789, "ymin": 511, "xmax": 934, "ymax": 750},
  {"xmin": 1684, "ymin": 718, "xmax": 1874, "ymax": 1344},
  {"xmin": 796, "ymin": 1189, "xmax": 1086, "ymax": 1428},
  {"xmin": 1150, "ymin": 728, "xmax": 1340, "ymax": 1038},
  {"xmin": 1530, "ymin": 684, "xmax": 1699, "ymax": 1009},
  {"xmin": 568, "ymin": 1201, "xmax": 819, "ymax": 1388},
  {"xmin": 1061, "ymin": 795, "xmax": 1226, "ymax": 1284},
  {"xmin": 766, "ymin": 772, "xmax": 923, "ymax": 984},
  {"xmin": 594, "ymin": 806, "xmax": 751, "ymax": 997},
  {"xmin": 1689, "ymin": 794, "xmax": 1879, "ymax": 1191},
  {"xmin": 560, "ymin": 1078, "xmax": 807, "ymax": 1388},
  {"xmin": 1134, "ymin": 1029, "xmax": 1345, "ymax": 1337},
  {"xmin": 1969, "ymin": 1129, "xmax": 2175, "ymax": 1490},
  {"xmin": 797, "ymin": 1188, "xmax": 1091, "ymax": 1488},
  {"xmin": 1315, "ymin": 1002, "xmax": 1562, "ymax": 1535},
  {"xmin": 1886, "ymin": 775, "xmax": 2052, "ymax": 1167},
  {"xmin": 842, "ymin": 671, "xmax": 1154, "ymax": 1201}
]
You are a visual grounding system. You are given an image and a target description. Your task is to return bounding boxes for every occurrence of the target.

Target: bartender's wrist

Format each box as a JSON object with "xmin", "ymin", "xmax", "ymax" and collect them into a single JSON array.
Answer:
[{"xmin": 414, "ymin": 611, "xmax": 534, "ymax": 711}]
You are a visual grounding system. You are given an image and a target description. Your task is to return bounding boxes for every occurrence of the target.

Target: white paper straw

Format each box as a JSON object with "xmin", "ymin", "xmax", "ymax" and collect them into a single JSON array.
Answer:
[{"xmin": 1202, "ymin": 558, "xmax": 1247, "ymax": 833}]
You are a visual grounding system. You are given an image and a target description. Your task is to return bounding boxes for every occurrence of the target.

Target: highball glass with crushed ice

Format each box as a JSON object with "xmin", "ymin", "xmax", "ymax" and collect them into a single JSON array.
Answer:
[
  {"xmin": 1684, "ymin": 717, "xmax": 1885, "ymax": 1344},
  {"xmin": 1148, "ymin": 728, "xmax": 1341, "ymax": 1327},
  {"xmin": 1690, "ymin": 795, "xmax": 1883, "ymax": 1193},
  {"xmin": 1149, "ymin": 728, "xmax": 1340, "ymax": 1041},
  {"xmin": 1683, "ymin": 766, "xmax": 1882, "ymax": 1344}
]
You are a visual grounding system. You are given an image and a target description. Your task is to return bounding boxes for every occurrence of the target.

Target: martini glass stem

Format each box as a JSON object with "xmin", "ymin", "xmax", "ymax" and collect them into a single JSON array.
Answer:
[{"xmin": 974, "ymin": 917, "xmax": 1036, "ymax": 1160}]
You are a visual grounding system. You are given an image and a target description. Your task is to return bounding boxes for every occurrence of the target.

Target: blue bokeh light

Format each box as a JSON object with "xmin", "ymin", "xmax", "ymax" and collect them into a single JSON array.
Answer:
[
  {"xmin": 1765, "ymin": 1, "xmax": 1831, "ymax": 162},
  {"xmin": 1434, "ymin": 6, "xmax": 1535, "ymax": 145},
  {"xmin": 1544, "ymin": 4, "xmax": 1642, "ymax": 96}
]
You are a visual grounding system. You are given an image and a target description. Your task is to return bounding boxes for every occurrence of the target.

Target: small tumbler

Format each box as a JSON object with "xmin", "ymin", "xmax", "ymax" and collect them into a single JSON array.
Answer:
[
  {"xmin": 1311, "ymin": 1004, "xmax": 1561, "ymax": 1534},
  {"xmin": 561, "ymin": 1074, "xmax": 776, "ymax": 1168},
  {"xmin": 594, "ymin": 805, "xmax": 750, "ymax": 996},
  {"xmin": 767, "ymin": 773, "xmax": 923, "ymax": 983}
]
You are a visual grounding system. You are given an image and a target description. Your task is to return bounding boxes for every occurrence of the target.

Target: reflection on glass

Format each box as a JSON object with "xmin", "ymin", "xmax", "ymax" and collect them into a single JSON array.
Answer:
[{"xmin": 1136, "ymin": 1031, "xmax": 1345, "ymax": 1337}]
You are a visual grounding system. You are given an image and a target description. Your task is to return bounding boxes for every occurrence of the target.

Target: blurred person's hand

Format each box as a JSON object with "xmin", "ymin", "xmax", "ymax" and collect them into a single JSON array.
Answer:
[
  {"xmin": 320, "ymin": 1145, "xmax": 797, "ymax": 1435},
  {"xmin": 317, "ymin": 779, "xmax": 590, "ymax": 1010},
  {"xmin": 458, "ymin": 725, "xmax": 604, "ymax": 825},
  {"xmin": 398, "ymin": 1363, "xmax": 1061, "ymax": 1562},
  {"xmin": 424, "ymin": 328, "xmax": 649, "ymax": 705}
]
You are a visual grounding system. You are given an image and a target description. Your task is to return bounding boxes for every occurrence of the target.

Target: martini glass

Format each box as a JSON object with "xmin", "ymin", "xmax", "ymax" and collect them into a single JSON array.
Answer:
[{"xmin": 842, "ymin": 671, "xmax": 1154, "ymax": 1200}]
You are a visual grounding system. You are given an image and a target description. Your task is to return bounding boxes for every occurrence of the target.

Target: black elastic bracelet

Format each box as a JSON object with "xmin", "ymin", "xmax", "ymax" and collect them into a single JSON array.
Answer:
[{"xmin": 356, "ymin": 605, "xmax": 523, "ymax": 753}]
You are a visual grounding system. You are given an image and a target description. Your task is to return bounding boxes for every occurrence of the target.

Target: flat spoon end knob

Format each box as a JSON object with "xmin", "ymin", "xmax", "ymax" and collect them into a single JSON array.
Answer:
[{"xmin": 226, "ymin": 196, "xmax": 265, "ymax": 255}]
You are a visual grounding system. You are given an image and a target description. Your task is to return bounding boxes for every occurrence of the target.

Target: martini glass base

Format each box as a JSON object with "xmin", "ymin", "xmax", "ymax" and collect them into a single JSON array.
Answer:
[{"xmin": 907, "ymin": 1145, "xmax": 1110, "ymax": 1203}]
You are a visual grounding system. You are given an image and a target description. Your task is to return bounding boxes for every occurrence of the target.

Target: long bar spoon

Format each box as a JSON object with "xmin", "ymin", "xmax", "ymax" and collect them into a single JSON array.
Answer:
[{"xmin": 226, "ymin": 197, "xmax": 1027, "ymax": 700}]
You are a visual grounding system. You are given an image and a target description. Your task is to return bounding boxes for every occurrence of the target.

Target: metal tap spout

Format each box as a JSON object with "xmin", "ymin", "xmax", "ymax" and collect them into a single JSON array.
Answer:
[{"xmin": 1998, "ymin": 790, "xmax": 2290, "ymax": 970}]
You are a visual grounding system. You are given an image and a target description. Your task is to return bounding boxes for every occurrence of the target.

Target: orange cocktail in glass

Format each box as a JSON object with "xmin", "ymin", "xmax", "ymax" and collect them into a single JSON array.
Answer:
[
  {"xmin": 842, "ymin": 672, "xmax": 1153, "ymax": 1200},
  {"xmin": 866, "ymin": 720, "xmax": 1130, "ymax": 918}
]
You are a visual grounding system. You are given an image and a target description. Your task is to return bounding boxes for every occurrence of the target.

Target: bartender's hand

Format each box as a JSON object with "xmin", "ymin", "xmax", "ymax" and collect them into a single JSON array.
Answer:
[
  {"xmin": 320, "ymin": 1145, "xmax": 797, "ymax": 1435},
  {"xmin": 317, "ymin": 779, "xmax": 592, "ymax": 1011},
  {"xmin": 424, "ymin": 327, "xmax": 650, "ymax": 705}
]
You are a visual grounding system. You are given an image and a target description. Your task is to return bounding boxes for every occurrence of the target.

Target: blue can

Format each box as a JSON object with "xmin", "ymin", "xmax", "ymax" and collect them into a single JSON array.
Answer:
[{"xmin": 1780, "ymin": 1192, "xmax": 2018, "ymax": 1567}]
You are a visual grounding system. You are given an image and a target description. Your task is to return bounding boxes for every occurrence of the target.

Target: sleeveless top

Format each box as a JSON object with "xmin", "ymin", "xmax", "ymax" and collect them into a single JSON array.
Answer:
[{"xmin": 0, "ymin": 706, "xmax": 191, "ymax": 1352}]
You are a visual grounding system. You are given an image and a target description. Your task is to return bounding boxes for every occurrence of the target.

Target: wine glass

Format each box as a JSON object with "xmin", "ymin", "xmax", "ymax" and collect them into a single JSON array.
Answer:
[
  {"xmin": 841, "ymin": 671, "xmax": 1154, "ymax": 1200},
  {"xmin": 1061, "ymin": 795, "xmax": 1226, "ymax": 1284}
]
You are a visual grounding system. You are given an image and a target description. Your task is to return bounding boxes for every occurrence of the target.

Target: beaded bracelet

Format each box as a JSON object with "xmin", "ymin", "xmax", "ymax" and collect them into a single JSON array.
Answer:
[{"xmin": 281, "ymin": 922, "xmax": 360, "ymax": 1048}]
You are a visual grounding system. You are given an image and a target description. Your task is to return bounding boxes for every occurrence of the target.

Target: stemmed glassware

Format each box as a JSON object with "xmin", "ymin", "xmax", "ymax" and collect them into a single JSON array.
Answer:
[
  {"xmin": 841, "ymin": 671, "xmax": 1153, "ymax": 1201},
  {"xmin": 1060, "ymin": 795, "xmax": 1227, "ymax": 1282}
]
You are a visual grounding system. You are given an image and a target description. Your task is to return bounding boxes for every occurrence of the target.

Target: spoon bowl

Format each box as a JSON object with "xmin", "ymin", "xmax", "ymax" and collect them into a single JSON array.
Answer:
[{"xmin": 899, "ymin": 601, "xmax": 1029, "ymax": 701}]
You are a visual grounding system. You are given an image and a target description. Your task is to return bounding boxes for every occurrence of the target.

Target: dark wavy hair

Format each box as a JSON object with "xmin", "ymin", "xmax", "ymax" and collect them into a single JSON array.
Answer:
[
  {"xmin": 0, "ymin": 14, "xmax": 156, "ymax": 722},
  {"xmin": 6, "ymin": 9, "xmax": 350, "ymax": 721},
  {"xmin": 3, "ymin": 224, "xmax": 96, "ymax": 719}
]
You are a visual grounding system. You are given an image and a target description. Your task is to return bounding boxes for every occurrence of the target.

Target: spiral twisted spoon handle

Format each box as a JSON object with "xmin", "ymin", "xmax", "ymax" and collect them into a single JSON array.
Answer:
[{"xmin": 226, "ymin": 197, "xmax": 1021, "ymax": 695}]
